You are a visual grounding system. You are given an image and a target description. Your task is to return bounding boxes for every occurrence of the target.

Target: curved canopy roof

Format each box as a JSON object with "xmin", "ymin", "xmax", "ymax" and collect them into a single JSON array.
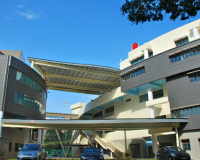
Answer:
[{"xmin": 28, "ymin": 58, "xmax": 120, "ymax": 95}]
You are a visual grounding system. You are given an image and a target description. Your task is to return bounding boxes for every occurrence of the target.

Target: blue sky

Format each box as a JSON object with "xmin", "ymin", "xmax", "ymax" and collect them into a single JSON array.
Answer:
[{"xmin": 1, "ymin": 0, "xmax": 200, "ymax": 114}]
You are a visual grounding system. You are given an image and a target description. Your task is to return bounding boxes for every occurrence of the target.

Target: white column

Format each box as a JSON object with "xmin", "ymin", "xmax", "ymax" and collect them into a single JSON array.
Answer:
[
  {"xmin": 110, "ymin": 152, "xmax": 113, "ymax": 158},
  {"xmin": 175, "ymin": 127, "xmax": 180, "ymax": 147},
  {"xmin": 24, "ymin": 128, "xmax": 29, "ymax": 145},
  {"xmin": 31, "ymin": 61, "xmax": 34, "ymax": 68},
  {"xmin": 0, "ymin": 111, "xmax": 3, "ymax": 137},
  {"xmin": 37, "ymin": 129, "xmax": 42, "ymax": 144},
  {"xmin": 144, "ymin": 49, "xmax": 149, "ymax": 59},
  {"xmin": 193, "ymin": 27, "xmax": 199, "ymax": 40},
  {"xmin": 148, "ymin": 86, "xmax": 155, "ymax": 118},
  {"xmin": 152, "ymin": 134, "xmax": 158, "ymax": 157}
]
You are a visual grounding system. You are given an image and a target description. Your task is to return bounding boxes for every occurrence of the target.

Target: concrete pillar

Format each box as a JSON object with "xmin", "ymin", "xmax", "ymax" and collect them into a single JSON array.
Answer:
[
  {"xmin": 24, "ymin": 128, "xmax": 29, "ymax": 145},
  {"xmin": 124, "ymin": 130, "xmax": 127, "ymax": 154},
  {"xmin": 148, "ymin": 86, "xmax": 155, "ymax": 118},
  {"xmin": 110, "ymin": 152, "xmax": 113, "ymax": 158},
  {"xmin": 193, "ymin": 27, "xmax": 199, "ymax": 40},
  {"xmin": 144, "ymin": 49, "xmax": 149, "ymax": 59},
  {"xmin": 31, "ymin": 61, "xmax": 34, "ymax": 68},
  {"xmin": 37, "ymin": 129, "xmax": 42, "ymax": 144},
  {"xmin": 42, "ymin": 129, "xmax": 45, "ymax": 146},
  {"xmin": 175, "ymin": 127, "xmax": 180, "ymax": 147},
  {"xmin": 147, "ymin": 86, "xmax": 157, "ymax": 156},
  {"xmin": 0, "ymin": 111, "xmax": 3, "ymax": 137},
  {"xmin": 152, "ymin": 134, "xmax": 158, "ymax": 156}
]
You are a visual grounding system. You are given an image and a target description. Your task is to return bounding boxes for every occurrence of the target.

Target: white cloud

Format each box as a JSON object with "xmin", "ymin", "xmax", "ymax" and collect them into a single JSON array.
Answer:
[
  {"xmin": 17, "ymin": 4, "xmax": 24, "ymax": 8},
  {"xmin": 17, "ymin": 11, "xmax": 38, "ymax": 20},
  {"xmin": 5, "ymin": 16, "xmax": 13, "ymax": 20}
]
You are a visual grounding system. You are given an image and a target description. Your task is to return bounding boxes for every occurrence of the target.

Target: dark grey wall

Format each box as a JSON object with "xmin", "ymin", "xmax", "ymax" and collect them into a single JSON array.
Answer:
[
  {"xmin": 4, "ymin": 56, "xmax": 47, "ymax": 119},
  {"xmin": 120, "ymin": 39, "xmax": 200, "ymax": 92},
  {"xmin": 166, "ymin": 72, "xmax": 200, "ymax": 110},
  {"xmin": 0, "ymin": 55, "xmax": 9, "ymax": 111}
]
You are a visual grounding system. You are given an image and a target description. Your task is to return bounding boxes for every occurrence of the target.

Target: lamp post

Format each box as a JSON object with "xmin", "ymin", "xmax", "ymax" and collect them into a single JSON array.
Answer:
[{"xmin": 63, "ymin": 102, "xmax": 71, "ymax": 156}]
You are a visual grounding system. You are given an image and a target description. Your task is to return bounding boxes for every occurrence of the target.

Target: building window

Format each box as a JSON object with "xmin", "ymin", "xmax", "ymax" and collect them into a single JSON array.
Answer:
[
  {"xmin": 181, "ymin": 139, "xmax": 191, "ymax": 150},
  {"xmin": 9, "ymin": 142, "xmax": 12, "ymax": 152},
  {"xmin": 130, "ymin": 144, "xmax": 140, "ymax": 158},
  {"xmin": 172, "ymin": 105, "xmax": 200, "ymax": 118},
  {"xmin": 126, "ymin": 98, "xmax": 131, "ymax": 102},
  {"xmin": 149, "ymin": 51, "xmax": 153, "ymax": 57},
  {"xmin": 170, "ymin": 46, "xmax": 200, "ymax": 63},
  {"xmin": 19, "ymin": 144, "xmax": 24, "ymax": 149},
  {"xmin": 153, "ymin": 89, "xmax": 164, "ymax": 99},
  {"xmin": 139, "ymin": 94, "xmax": 148, "ymax": 103},
  {"xmin": 94, "ymin": 111, "xmax": 103, "ymax": 118},
  {"xmin": 16, "ymin": 71, "xmax": 47, "ymax": 100},
  {"xmin": 14, "ymin": 91, "xmax": 45, "ymax": 114},
  {"xmin": 105, "ymin": 106, "xmax": 114, "ymax": 114},
  {"xmin": 188, "ymin": 72, "xmax": 200, "ymax": 83},
  {"xmin": 15, "ymin": 143, "xmax": 19, "ymax": 152},
  {"xmin": 131, "ymin": 56, "xmax": 144, "ymax": 65},
  {"xmin": 175, "ymin": 37, "xmax": 189, "ymax": 47},
  {"xmin": 122, "ymin": 67, "xmax": 145, "ymax": 81}
]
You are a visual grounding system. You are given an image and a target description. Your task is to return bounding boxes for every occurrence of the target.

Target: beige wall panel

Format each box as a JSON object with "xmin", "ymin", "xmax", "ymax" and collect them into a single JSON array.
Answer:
[{"xmin": 179, "ymin": 131, "xmax": 200, "ymax": 160}]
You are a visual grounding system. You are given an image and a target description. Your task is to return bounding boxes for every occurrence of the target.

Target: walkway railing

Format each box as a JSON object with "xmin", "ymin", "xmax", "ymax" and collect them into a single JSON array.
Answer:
[{"xmin": 82, "ymin": 130, "xmax": 124, "ymax": 158}]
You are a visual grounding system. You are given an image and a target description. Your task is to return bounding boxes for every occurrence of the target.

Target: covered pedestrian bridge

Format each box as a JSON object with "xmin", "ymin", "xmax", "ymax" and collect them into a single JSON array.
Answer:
[{"xmin": 2, "ymin": 118, "xmax": 188, "ymax": 130}]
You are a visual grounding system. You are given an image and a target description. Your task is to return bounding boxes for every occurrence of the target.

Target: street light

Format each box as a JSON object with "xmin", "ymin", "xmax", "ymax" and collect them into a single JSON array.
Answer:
[
  {"xmin": 63, "ymin": 101, "xmax": 71, "ymax": 113},
  {"xmin": 63, "ymin": 101, "xmax": 71, "ymax": 156}
]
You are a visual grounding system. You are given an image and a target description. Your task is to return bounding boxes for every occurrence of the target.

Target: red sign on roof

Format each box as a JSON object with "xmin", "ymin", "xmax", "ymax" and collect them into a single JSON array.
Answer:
[{"xmin": 132, "ymin": 43, "xmax": 139, "ymax": 50}]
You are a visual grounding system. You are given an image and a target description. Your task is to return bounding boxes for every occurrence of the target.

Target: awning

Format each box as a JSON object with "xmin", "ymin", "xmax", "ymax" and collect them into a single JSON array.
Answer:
[{"xmin": 28, "ymin": 58, "xmax": 120, "ymax": 95}]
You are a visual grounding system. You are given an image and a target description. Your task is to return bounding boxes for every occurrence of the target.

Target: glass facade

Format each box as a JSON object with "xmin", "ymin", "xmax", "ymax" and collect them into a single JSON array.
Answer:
[
  {"xmin": 175, "ymin": 37, "xmax": 189, "ymax": 47},
  {"xmin": 16, "ymin": 71, "xmax": 47, "ymax": 100},
  {"xmin": 172, "ymin": 105, "xmax": 200, "ymax": 118},
  {"xmin": 170, "ymin": 46, "xmax": 200, "ymax": 63},
  {"xmin": 122, "ymin": 67, "xmax": 145, "ymax": 81},
  {"xmin": 14, "ymin": 91, "xmax": 45, "ymax": 115}
]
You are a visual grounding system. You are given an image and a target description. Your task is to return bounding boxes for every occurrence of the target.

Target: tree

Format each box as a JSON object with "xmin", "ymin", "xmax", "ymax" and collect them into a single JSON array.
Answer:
[
  {"xmin": 45, "ymin": 129, "xmax": 72, "ymax": 141},
  {"xmin": 121, "ymin": 0, "xmax": 200, "ymax": 24}
]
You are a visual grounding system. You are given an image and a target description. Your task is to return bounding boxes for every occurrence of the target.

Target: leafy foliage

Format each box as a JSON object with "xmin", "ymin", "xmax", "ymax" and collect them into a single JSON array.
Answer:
[
  {"xmin": 45, "ymin": 129, "xmax": 72, "ymax": 141},
  {"xmin": 121, "ymin": 0, "xmax": 200, "ymax": 24},
  {"xmin": 44, "ymin": 141, "xmax": 70, "ymax": 149}
]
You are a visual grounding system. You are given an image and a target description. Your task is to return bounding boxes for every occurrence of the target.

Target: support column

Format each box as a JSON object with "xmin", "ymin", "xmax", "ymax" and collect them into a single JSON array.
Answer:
[
  {"xmin": 147, "ymin": 86, "xmax": 157, "ymax": 157},
  {"xmin": 124, "ymin": 130, "xmax": 127, "ymax": 155},
  {"xmin": 110, "ymin": 152, "xmax": 113, "ymax": 158},
  {"xmin": 37, "ymin": 129, "xmax": 42, "ymax": 144},
  {"xmin": 175, "ymin": 127, "xmax": 180, "ymax": 147},
  {"xmin": 152, "ymin": 134, "xmax": 158, "ymax": 156},
  {"xmin": 144, "ymin": 49, "xmax": 149, "ymax": 59},
  {"xmin": 193, "ymin": 27, "xmax": 199, "ymax": 40},
  {"xmin": 31, "ymin": 61, "xmax": 34, "ymax": 68},
  {"xmin": 42, "ymin": 129, "xmax": 45, "ymax": 146},
  {"xmin": 24, "ymin": 128, "xmax": 29, "ymax": 145},
  {"xmin": 0, "ymin": 111, "xmax": 3, "ymax": 137},
  {"xmin": 148, "ymin": 86, "xmax": 155, "ymax": 118}
]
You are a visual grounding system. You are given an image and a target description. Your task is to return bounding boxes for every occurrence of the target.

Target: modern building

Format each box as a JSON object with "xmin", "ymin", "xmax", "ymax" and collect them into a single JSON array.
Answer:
[
  {"xmin": 0, "ymin": 51, "xmax": 47, "ymax": 158},
  {"xmin": 65, "ymin": 19, "xmax": 200, "ymax": 160},
  {"xmin": 1, "ymin": 19, "xmax": 200, "ymax": 159}
]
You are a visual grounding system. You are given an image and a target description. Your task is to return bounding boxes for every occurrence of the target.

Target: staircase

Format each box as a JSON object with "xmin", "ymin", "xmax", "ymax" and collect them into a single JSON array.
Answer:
[{"xmin": 82, "ymin": 130, "xmax": 131, "ymax": 158}]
